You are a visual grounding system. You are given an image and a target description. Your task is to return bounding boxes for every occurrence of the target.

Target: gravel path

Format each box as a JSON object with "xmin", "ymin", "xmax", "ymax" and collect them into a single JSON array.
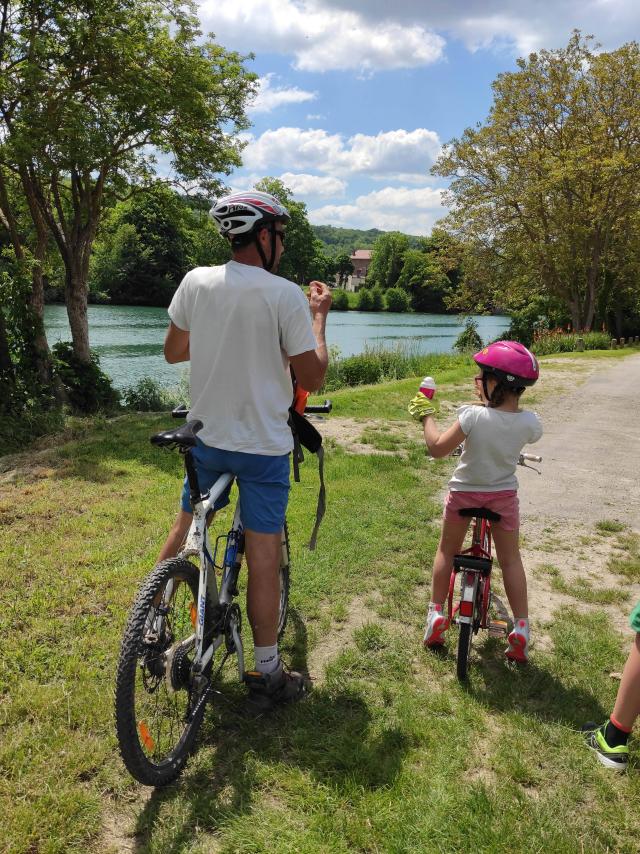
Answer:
[{"xmin": 519, "ymin": 352, "xmax": 640, "ymax": 528}]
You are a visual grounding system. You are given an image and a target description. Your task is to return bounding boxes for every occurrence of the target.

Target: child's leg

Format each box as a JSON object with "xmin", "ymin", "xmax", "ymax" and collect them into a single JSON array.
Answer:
[
  {"xmin": 424, "ymin": 518, "xmax": 469, "ymax": 648},
  {"xmin": 611, "ymin": 633, "xmax": 640, "ymax": 732},
  {"xmin": 491, "ymin": 526, "xmax": 528, "ymax": 618},
  {"xmin": 431, "ymin": 518, "xmax": 470, "ymax": 604}
]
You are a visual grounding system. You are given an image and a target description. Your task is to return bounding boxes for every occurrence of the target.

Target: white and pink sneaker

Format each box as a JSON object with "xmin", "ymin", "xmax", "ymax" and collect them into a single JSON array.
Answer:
[
  {"xmin": 506, "ymin": 618, "xmax": 529, "ymax": 663},
  {"xmin": 423, "ymin": 604, "xmax": 449, "ymax": 648}
]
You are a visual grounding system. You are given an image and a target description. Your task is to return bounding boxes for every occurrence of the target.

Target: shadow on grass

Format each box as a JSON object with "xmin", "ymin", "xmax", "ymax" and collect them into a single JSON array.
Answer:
[
  {"xmin": 131, "ymin": 606, "xmax": 408, "ymax": 852},
  {"xmin": 459, "ymin": 639, "xmax": 607, "ymax": 728}
]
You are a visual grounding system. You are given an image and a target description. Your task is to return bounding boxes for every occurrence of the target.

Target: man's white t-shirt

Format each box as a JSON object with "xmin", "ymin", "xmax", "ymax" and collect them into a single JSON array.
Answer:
[
  {"xmin": 168, "ymin": 261, "xmax": 317, "ymax": 455},
  {"xmin": 449, "ymin": 404, "xmax": 543, "ymax": 492}
]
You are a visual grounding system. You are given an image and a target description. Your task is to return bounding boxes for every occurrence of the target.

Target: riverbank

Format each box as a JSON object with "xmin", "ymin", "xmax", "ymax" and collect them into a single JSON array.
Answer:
[{"xmin": 1, "ymin": 349, "xmax": 639, "ymax": 853}]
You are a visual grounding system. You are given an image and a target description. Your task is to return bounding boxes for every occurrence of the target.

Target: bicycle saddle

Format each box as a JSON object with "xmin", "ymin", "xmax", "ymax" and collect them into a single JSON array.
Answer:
[
  {"xmin": 150, "ymin": 420, "xmax": 203, "ymax": 450},
  {"xmin": 458, "ymin": 507, "xmax": 502, "ymax": 521}
]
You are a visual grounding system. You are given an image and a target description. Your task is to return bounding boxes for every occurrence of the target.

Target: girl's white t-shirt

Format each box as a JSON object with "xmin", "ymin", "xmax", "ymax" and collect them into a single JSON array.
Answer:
[
  {"xmin": 168, "ymin": 262, "xmax": 317, "ymax": 455},
  {"xmin": 449, "ymin": 404, "xmax": 543, "ymax": 492}
]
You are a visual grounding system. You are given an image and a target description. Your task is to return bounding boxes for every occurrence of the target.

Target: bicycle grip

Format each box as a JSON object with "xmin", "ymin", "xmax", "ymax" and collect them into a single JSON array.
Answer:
[
  {"xmin": 521, "ymin": 452, "xmax": 542, "ymax": 462},
  {"xmin": 304, "ymin": 400, "xmax": 332, "ymax": 414},
  {"xmin": 171, "ymin": 404, "xmax": 189, "ymax": 419}
]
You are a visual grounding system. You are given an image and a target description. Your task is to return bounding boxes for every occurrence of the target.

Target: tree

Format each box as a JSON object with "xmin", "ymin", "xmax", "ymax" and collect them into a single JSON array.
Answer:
[
  {"xmin": 90, "ymin": 184, "xmax": 229, "ymax": 305},
  {"xmin": 433, "ymin": 32, "xmax": 640, "ymax": 330},
  {"xmin": 396, "ymin": 249, "xmax": 451, "ymax": 312},
  {"xmin": 367, "ymin": 232, "xmax": 410, "ymax": 290},
  {"xmin": 255, "ymin": 178, "xmax": 317, "ymax": 283},
  {"xmin": 334, "ymin": 252, "xmax": 354, "ymax": 287},
  {"xmin": 0, "ymin": 0, "xmax": 256, "ymax": 364}
]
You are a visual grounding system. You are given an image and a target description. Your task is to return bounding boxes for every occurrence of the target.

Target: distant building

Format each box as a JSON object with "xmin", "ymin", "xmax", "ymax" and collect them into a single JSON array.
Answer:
[{"xmin": 345, "ymin": 249, "xmax": 372, "ymax": 291}]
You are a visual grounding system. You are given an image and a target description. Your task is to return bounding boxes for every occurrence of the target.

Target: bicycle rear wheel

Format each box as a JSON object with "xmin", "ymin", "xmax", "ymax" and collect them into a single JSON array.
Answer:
[
  {"xmin": 277, "ymin": 522, "xmax": 291, "ymax": 639},
  {"xmin": 456, "ymin": 622, "xmax": 473, "ymax": 681},
  {"xmin": 115, "ymin": 558, "xmax": 210, "ymax": 787}
]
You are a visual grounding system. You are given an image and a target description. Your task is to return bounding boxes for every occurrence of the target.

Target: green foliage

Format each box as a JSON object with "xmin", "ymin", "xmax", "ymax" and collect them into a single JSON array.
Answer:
[
  {"xmin": 330, "ymin": 289, "xmax": 350, "ymax": 311},
  {"xmin": 311, "ymin": 225, "xmax": 386, "ymax": 255},
  {"xmin": 323, "ymin": 345, "xmax": 469, "ymax": 390},
  {"xmin": 531, "ymin": 330, "xmax": 611, "ymax": 355},
  {"xmin": 367, "ymin": 232, "xmax": 410, "ymax": 289},
  {"xmin": 255, "ymin": 178, "xmax": 316, "ymax": 283},
  {"xmin": 503, "ymin": 296, "xmax": 568, "ymax": 347},
  {"xmin": 121, "ymin": 377, "xmax": 180, "ymax": 411},
  {"xmin": 0, "ymin": 256, "xmax": 55, "ymax": 416},
  {"xmin": 90, "ymin": 185, "xmax": 222, "ymax": 306},
  {"xmin": 385, "ymin": 287, "xmax": 411, "ymax": 312},
  {"xmin": 396, "ymin": 249, "xmax": 451, "ymax": 312},
  {"xmin": 370, "ymin": 288, "xmax": 384, "ymax": 311},
  {"xmin": 52, "ymin": 342, "xmax": 120, "ymax": 414},
  {"xmin": 0, "ymin": 0, "xmax": 256, "ymax": 360},
  {"xmin": 334, "ymin": 252, "xmax": 354, "ymax": 286},
  {"xmin": 454, "ymin": 318, "xmax": 483, "ymax": 353},
  {"xmin": 433, "ymin": 32, "xmax": 640, "ymax": 330},
  {"xmin": 356, "ymin": 288, "xmax": 374, "ymax": 311}
]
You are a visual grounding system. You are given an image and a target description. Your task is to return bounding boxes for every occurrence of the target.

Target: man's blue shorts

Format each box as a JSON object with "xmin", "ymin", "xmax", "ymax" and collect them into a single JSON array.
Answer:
[{"xmin": 180, "ymin": 440, "xmax": 290, "ymax": 534}]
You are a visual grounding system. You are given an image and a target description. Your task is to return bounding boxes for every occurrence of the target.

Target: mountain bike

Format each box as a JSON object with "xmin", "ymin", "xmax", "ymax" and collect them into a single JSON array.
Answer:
[
  {"xmin": 448, "ymin": 452, "xmax": 542, "ymax": 681},
  {"xmin": 115, "ymin": 401, "xmax": 331, "ymax": 787}
]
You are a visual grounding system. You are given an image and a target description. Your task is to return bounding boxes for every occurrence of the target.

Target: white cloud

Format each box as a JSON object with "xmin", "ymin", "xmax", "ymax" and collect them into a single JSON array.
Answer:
[
  {"xmin": 249, "ymin": 74, "xmax": 317, "ymax": 114},
  {"xmin": 279, "ymin": 172, "xmax": 347, "ymax": 198},
  {"xmin": 313, "ymin": 0, "xmax": 640, "ymax": 56},
  {"xmin": 242, "ymin": 127, "xmax": 442, "ymax": 181},
  {"xmin": 309, "ymin": 185, "xmax": 446, "ymax": 233},
  {"xmin": 198, "ymin": 0, "xmax": 444, "ymax": 73}
]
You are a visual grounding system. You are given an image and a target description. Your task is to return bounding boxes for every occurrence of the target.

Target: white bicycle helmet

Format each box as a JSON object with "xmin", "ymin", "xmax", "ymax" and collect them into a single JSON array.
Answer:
[{"xmin": 209, "ymin": 191, "xmax": 289, "ymax": 271}]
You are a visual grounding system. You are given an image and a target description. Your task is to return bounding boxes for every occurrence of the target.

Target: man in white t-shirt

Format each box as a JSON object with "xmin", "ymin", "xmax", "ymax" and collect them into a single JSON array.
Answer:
[{"xmin": 159, "ymin": 191, "xmax": 331, "ymax": 708}]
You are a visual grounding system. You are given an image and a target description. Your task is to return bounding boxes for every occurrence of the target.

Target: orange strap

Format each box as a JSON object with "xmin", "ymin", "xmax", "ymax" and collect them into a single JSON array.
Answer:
[{"xmin": 293, "ymin": 384, "xmax": 310, "ymax": 415}]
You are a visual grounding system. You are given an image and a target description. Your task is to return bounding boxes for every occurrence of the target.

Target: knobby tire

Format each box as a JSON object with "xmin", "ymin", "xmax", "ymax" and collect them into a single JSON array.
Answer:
[{"xmin": 115, "ymin": 558, "xmax": 211, "ymax": 787}]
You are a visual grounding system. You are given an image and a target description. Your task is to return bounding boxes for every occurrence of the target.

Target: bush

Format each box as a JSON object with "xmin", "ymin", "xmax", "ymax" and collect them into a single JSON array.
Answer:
[
  {"xmin": 122, "ymin": 376, "xmax": 176, "ymax": 411},
  {"xmin": 531, "ymin": 329, "xmax": 611, "ymax": 355},
  {"xmin": 323, "ymin": 343, "xmax": 469, "ymax": 391},
  {"xmin": 370, "ymin": 288, "xmax": 384, "ymax": 312},
  {"xmin": 454, "ymin": 318, "xmax": 483, "ymax": 353},
  {"xmin": 330, "ymin": 289, "xmax": 349, "ymax": 311},
  {"xmin": 504, "ymin": 297, "xmax": 567, "ymax": 347},
  {"xmin": 385, "ymin": 287, "xmax": 411, "ymax": 312},
  {"xmin": 356, "ymin": 288, "xmax": 374, "ymax": 311},
  {"xmin": 52, "ymin": 342, "xmax": 120, "ymax": 413},
  {"xmin": 0, "ymin": 407, "xmax": 64, "ymax": 455}
]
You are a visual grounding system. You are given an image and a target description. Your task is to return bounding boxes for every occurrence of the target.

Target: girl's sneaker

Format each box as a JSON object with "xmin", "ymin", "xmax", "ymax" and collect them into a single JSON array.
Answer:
[
  {"xmin": 423, "ymin": 605, "xmax": 449, "ymax": 648},
  {"xmin": 505, "ymin": 622, "xmax": 529, "ymax": 663},
  {"xmin": 582, "ymin": 722, "xmax": 629, "ymax": 771}
]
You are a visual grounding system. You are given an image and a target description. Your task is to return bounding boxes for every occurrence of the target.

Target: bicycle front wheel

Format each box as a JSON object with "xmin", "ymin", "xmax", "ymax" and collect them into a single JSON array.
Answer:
[
  {"xmin": 456, "ymin": 622, "xmax": 473, "ymax": 681},
  {"xmin": 115, "ymin": 558, "xmax": 209, "ymax": 787}
]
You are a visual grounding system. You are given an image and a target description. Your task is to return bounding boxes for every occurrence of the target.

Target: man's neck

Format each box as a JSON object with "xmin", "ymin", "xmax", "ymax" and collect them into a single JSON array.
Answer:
[{"xmin": 232, "ymin": 249, "xmax": 267, "ymax": 269}]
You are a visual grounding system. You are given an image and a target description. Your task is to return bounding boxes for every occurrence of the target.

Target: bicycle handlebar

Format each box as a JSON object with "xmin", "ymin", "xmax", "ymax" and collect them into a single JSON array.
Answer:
[
  {"xmin": 304, "ymin": 400, "xmax": 332, "ymax": 414},
  {"xmin": 520, "ymin": 452, "xmax": 542, "ymax": 463},
  {"xmin": 171, "ymin": 399, "xmax": 333, "ymax": 419}
]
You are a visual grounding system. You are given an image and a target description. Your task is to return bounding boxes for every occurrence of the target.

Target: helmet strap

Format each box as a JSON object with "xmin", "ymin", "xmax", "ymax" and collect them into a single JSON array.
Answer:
[
  {"xmin": 482, "ymin": 373, "xmax": 492, "ymax": 405},
  {"xmin": 253, "ymin": 224, "xmax": 277, "ymax": 271}
]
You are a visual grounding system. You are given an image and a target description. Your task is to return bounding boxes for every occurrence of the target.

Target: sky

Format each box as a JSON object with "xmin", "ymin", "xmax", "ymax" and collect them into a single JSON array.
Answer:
[{"xmin": 193, "ymin": 0, "xmax": 640, "ymax": 236}]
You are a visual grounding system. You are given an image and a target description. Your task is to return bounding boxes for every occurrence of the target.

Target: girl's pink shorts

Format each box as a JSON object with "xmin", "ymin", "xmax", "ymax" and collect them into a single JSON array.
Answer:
[{"xmin": 443, "ymin": 489, "xmax": 519, "ymax": 531}]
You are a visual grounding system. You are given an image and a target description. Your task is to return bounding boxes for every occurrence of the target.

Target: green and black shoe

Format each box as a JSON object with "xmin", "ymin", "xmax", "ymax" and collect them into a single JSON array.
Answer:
[{"xmin": 582, "ymin": 722, "xmax": 629, "ymax": 772}]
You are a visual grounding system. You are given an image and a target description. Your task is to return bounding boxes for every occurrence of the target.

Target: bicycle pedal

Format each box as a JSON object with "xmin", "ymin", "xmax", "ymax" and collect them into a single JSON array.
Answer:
[{"xmin": 488, "ymin": 619, "xmax": 508, "ymax": 637}]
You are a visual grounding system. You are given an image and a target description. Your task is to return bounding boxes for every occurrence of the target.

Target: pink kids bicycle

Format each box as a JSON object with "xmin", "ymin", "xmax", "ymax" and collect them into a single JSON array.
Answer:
[{"xmin": 448, "ymin": 452, "xmax": 542, "ymax": 681}]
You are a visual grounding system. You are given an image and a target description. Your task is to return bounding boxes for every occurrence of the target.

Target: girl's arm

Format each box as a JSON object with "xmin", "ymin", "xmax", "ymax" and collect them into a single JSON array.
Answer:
[{"xmin": 423, "ymin": 417, "xmax": 466, "ymax": 458}]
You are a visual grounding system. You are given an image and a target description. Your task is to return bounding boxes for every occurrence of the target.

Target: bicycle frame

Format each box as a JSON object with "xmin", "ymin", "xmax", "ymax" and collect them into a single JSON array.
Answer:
[{"xmin": 447, "ymin": 515, "xmax": 494, "ymax": 629}]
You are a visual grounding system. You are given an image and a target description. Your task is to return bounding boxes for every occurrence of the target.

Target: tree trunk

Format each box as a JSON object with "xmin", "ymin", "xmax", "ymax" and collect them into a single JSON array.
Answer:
[
  {"xmin": 65, "ymin": 267, "xmax": 91, "ymax": 363},
  {"xmin": 0, "ymin": 307, "xmax": 15, "ymax": 412}
]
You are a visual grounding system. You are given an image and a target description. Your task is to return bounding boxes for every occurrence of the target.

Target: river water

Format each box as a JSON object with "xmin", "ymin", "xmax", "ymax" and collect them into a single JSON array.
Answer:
[{"xmin": 44, "ymin": 304, "xmax": 510, "ymax": 390}]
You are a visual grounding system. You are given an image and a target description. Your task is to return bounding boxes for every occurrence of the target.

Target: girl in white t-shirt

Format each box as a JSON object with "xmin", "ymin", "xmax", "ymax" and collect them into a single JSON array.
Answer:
[{"xmin": 408, "ymin": 341, "xmax": 543, "ymax": 663}]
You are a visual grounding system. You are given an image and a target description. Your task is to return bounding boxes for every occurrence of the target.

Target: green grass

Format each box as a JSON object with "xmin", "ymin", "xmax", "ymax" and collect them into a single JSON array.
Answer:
[
  {"xmin": 535, "ymin": 565, "xmax": 631, "ymax": 605},
  {"xmin": 596, "ymin": 519, "xmax": 627, "ymax": 535},
  {"xmin": 1, "ymin": 352, "xmax": 640, "ymax": 853},
  {"xmin": 607, "ymin": 532, "xmax": 640, "ymax": 581}
]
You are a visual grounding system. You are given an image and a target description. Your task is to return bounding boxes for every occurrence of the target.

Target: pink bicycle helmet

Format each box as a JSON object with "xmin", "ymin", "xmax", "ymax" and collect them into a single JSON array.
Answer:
[{"xmin": 473, "ymin": 341, "xmax": 539, "ymax": 387}]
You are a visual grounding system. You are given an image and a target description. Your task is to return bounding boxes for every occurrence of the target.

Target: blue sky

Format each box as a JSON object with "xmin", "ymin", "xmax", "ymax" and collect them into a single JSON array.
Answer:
[{"xmin": 193, "ymin": 0, "xmax": 640, "ymax": 235}]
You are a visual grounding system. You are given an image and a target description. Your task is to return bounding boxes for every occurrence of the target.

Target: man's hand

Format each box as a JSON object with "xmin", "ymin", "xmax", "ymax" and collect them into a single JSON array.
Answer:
[
  {"xmin": 308, "ymin": 281, "xmax": 332, "ymax": 317},
  {"xmin": 408, "ymin": 393, "xmax": 436, "ymax": 421}
]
